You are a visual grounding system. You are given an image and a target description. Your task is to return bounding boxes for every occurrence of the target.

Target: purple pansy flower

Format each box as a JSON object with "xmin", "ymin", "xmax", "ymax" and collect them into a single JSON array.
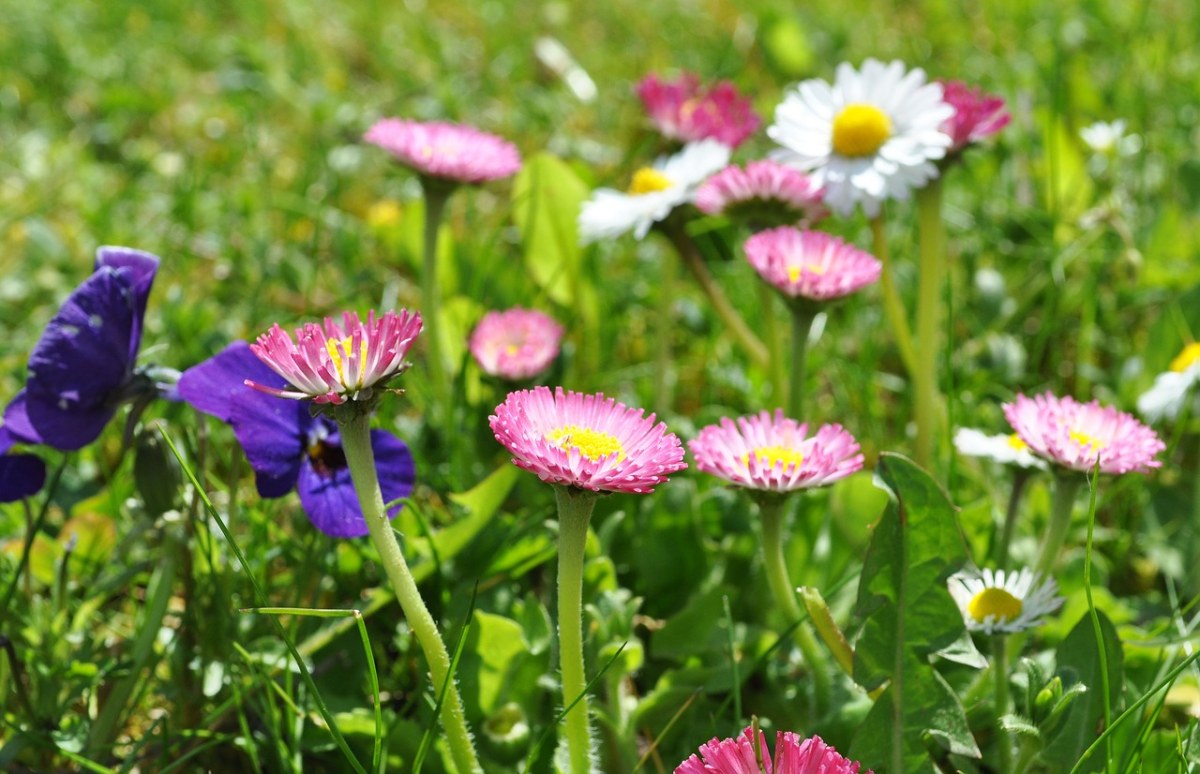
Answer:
[
  {"xmin": 0, "ymin": 427, "xmax": 45, "ymax": 503},
  {"xmin": 3, "ymin": 247, "xmax": 162, "ymax": 451},
  {"xmin": 178, "ymin": 342, "xmax": 415, "ymax": 538}
]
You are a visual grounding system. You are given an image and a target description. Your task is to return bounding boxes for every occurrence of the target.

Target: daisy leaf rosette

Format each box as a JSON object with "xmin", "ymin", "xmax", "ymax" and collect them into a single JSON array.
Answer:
[
  {"xmin": 768, "ymin": 58, "xmax": 954, "ymax": 218},
  {"xmin": 1003, "ymin": 391, "xmax": 1165, "ymax": 474},
  {"xmin": 636, "ymin": 72, "xmax": 762, "ymax": 148},
  {"xmin": 578, "ymin": 138, "xmax": 731, "ymax": 243},
  {"xmin": 743, "ymin": 227, "xmax": 882, "ymax": 303},
  {"xmin": 688, "ymin": 409, "xmax": 863, "ymax": 493},
  {"xmin": 676, "ymin": 726, "xmax": 867, "ymax": 774},
  {"xmin": 363, "ymin": 118, "xmax": 522, "ymax": 184},
  {"xmin": 468, "ymin": 307, "xmax": 564, "ymax": 380},
  {"xmin": 948, "ymin": 567, "xmax": 1063, "ymax": 635},
  {"xmin": 489, "ymin": 386, "xmax": 686, "ymax": 494}
]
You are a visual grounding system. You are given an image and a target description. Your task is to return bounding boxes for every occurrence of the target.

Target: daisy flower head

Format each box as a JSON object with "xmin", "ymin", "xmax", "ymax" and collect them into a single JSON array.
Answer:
[
  {"xmin": 1080, "ymin": 120, "xmax": 1140, "ymax": 157},
  {"xmin": 689, "ymin": 409, "xmax": 863, "ymax": 493},
  {"xmin": 248, "ymin": 309, "xmax": 422, "ymax": 405},
  {"xmin": 637, "ymin": 72, "xmax": 761, "ymax": 148},
  {"xmin": 938, "ymin": 79, "xmax": 1010, "ymax": 154},
  {"xmin": 742, "ymin": 227, "xmax": 882, "ymax": 303},
  {"xmin": 675, "ymin": 726, "xmax": 867, "ymax": 774},
  {"xmin": 363, "ymin": 119, "xmax": 522, "ymax": 185},
  {"xmin": 1003, "ymin": 391, "xmax": 1165, "ymax": 475},
  {"xmin": 489, "ymin": 386, "xmax": 686, "ymax": 494},
  {"xmin": 694, "ymin": 160, "xmax": 828, "ymax": 227},
  {"xmin": 953, "ymin": 427, "xmax": 1048, "ymax": 470},
  {"xmin": 1138, "ymin": 342, "xmax": 1200, "ymax": 422},
  {"xmin": 469, "ymin": 308, "xmax": 565, "ymax": 381},
  {"xmin": 948, "ymin": 567, "xmax": 1063, "ymax": 635},
  {"xmin": 768, "ymin": 58, "xmax": 954, "ymax": 218},
  {"xmin": 578, "ymin": 139, "xmax": 731, "ymax": 243}
]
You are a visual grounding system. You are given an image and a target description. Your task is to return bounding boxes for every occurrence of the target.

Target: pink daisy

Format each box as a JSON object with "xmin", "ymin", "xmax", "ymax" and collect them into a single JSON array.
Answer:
[
  {"xmin": 1003, "ymin": 392, "xmax": 1165, "ymax": 475},
  {"xmin": 363, "ymin": 119, "xmax": 522, "ymax": 184},
  {"xmin": 938, "ymin": 80, "xmax": 1010, "ymax": 153},
  {"xmin": 695, "ymin": 161, "xmax": 828, "ymax": 226},
  {"xmin": 675, "ymin": 726, "xmax": 867, "ymax": 774},
  {"xmin": 490, "ymin": 386, "xmax": 686, "ymax": 494},
  {"xmin": 689, "ymin": 410, "xmax": 863, "ymax": 493},
  {"xmin": 469, "ymin": 308, "xmax": 565, "ymax": 380},
  {"xmin": 743, "ymin": 228, "xmax": 882, "ymax": 302},
  {"xmin": 637, "ymin": 72, "xmax": 761, "ymax": 148},
  {"xmin": 247, "ymin": 309, "xmax": 422, "ymax": 404}
]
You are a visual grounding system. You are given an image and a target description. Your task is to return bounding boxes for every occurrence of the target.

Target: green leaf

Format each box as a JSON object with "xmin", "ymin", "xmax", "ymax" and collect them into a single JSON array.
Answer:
[
  {"xmin": 429, "ymin": 464, "xmax": 521, "ymax": 563},
  {"xmin": 1041, "ymin": 610, "xmax": 1124, "ymax": 769},
  {"xmin": 459, "ymin": 611, "xmax": 531, "ymax": 716},
  {"xmin": 512, "ymin": 152, "xmax": 588, "ymax": 306}
]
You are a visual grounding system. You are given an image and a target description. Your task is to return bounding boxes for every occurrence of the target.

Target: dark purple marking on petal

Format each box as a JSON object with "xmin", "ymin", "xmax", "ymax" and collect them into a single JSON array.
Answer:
[
  {"xmin": 0, "ymin": 452, "xmax": 46, "ymax": 503},
  {"xmin": 179, "ymin": 341, "xmax": 288, "ymax": 423}
]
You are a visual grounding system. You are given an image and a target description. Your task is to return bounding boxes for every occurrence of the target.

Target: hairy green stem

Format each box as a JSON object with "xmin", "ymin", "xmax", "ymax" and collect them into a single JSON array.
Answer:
[
  {"xmin": 871, "ymin": 216, "xmax": 917, "ymax": 378},
  {"xmin": 788, "ymin": 304, "xmax": 817, "ymax": 420},
  {"xmin": 554, "ymin": 486, "xmax": 599, "ymax": 774},
  {"xmin": 996, "ymin": 469, "xmax": 1034, "ymax": 571},
  {"xmin": 1035, "ymin": 473, "xmax": 1085, "ymax": 578},
  {"xmin": 764, "ymin": 285, "xmax": 787, "ymax": 408},
  {"xmin": 654, "ymin": 250, "xmax": 677, "ymax": 417},
  {"xmin": 992, "ymin": 636, "xmax": 1013, "ymax": 774},
  {"xmin": 339, "ymin": 412, "xmax": 481, "ymax": 773},
  {"xmin": 914, "ymin": 181, "xmax": 945, "ymax": 469}
]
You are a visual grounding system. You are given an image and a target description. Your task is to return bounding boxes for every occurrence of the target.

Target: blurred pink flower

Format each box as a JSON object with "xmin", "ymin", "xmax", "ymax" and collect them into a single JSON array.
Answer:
[
  {"xmin": 248, "ymin": 309, "xmax": 422, "ymax": 404},
  {"xmin": 1003, "ymin": 391, "xmax": 1165, "ymax": 474},
  {"xmin": 490, "ymin": 386, "xmax": 686, "ymax": 494},
  {"xmin": 743, "ymin": 227, "xmax": 881, "ymax": 302},
  {"xmin": 469, "ymin": 308, "xmax": 564, "ymax": 380},
  {"xmin": 939, "ymin": 80, "xmax": 1010, "ymax": 153},
  {"xmin": 637, "ymin": 72, "xmax": 761, "ymax": 148},
  {"xmin": 689, "ymin": 409, "xmax": 863, "ymax": 493},
  {"xmin": 363, "ymin": 119, "xmax": 521, "ymax": 184},
  {"xmin": 695, "ymin": 160, "xmax": 828, "ymax": 225},
  {"xmin": 676, "ymin": 726, "xmax": 867, "ymax": 773}
]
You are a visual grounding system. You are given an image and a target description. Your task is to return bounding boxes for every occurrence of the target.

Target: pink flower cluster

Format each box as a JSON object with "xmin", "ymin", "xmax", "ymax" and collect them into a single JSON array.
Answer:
[
  {"xmin": 676, "ymin": 726, "xmax": 867, "ymax": 773},
  {"xmin": 637, "ymin": 72, "xmax": 761, "ymax": 148},
  {"xmin": 939, "ymin": 80, "xmax": 1010, "ymax": 153},
  {"xmin": 363, "ymin": 118, "xmax": 522, "ymax": 184},
  {"xmin": 469, "ymin": 308, "xmax": 564, "ymax": 380},
  {"xmin": 743, "ymin": 228, "xmax": 882, "ymax": 302},
  {"xmin": 695, "ymin": 160, "xmax": 828, "ymax": 225}
]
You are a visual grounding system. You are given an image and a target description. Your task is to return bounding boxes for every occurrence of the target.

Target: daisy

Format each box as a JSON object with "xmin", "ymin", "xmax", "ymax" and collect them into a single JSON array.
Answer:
[
  {"xmin": 768, "ymin": 58, "xmax": 954, "ymax": 217},
  {"xmin": 1138, "ymin": 342, "xmax": 1200, "ymax": 421},
  {"xmin": 362, "ymin": 119, "xmax": 521, "ymax": 184},
  {"xmin": 694, "ymin": 160, "xmax": 827, "ymax": 226},
  {"xmin": 689, "ymin": 409, "xmax": 863, "ymax": 493},
  {"xmin": 489, "ymin": 386, "xmax": 686, "ymax": 494},
  {"xmin": 742, "ymin": 227, "xmax": 881, "ymax": 302},
  {"xmin": 953, "ymin": 427, "xmax": 1048, "ymax": 470},
  {"xmin": 637, "ymin": 72, "xmax": 761, "ymax": 148},
  {"xmin": 676, "ymin": 726, "xmax": 867, "ymax": 774},
  {"xmin": 938, "ymin": 79, "xmax": 1010, "ymax": 154},
  {"xmin": 1003, "ymin": 392, "xmax": 1164, "ymax": 475},
  {"xmin": 948, "ymin": 567, "xmax": 1063, "ymax": 634},
  {"xmin": 1080, "ymin": 120, "xmax": 1140, "ymax": 156},
  {"xmin": 468, "ymin": 308, "xmax": 564, "ymax": 380},
  {"xmin": 577, "ymin": 139, "xmax": 731, "ymax": 243}
]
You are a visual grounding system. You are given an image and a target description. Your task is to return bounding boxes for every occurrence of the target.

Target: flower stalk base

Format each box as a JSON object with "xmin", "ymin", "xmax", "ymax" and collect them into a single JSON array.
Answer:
[{"xmin": 555, "ymin": 486, "xmax": 600, "ymax": 774}]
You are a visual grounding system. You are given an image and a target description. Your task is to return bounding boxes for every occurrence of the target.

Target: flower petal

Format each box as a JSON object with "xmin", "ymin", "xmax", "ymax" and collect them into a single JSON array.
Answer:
[
  {"xmin": 179, "ymin": 341, "xmax": 289, "ymax": 423},
  {"xmin": 227, "ymin": 388, "xmax": 307, "ymax": 498}
]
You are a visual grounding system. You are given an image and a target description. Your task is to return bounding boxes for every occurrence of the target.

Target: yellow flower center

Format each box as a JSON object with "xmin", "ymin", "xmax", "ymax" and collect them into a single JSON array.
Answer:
[
  {"xmin": 1069, "ymin": 428, "xmax": 1107, "ymax": 451},
  {"xmin": 325, "ymin": 336, "xmax": 366, "ymax": 387},
  {"xmin": 788, "ymin": 264, "xmax": 826, "ymax": 283},
  {"xmin": 628, "ymin": 167, "xmax": 673, "ymax": 195},
  {"xmin": 1171, "ymin": 342, "xmax": 1200, "ymax": 373},
  {"xmin": 968, "ymin": 587, "xmax": 1023, "ymax": 623},
  {"xmin": 742, "ymin": 445, "xmax": 805, "ymax": 470},
  {"xmin": 546, "ymin": 424, "xmax": 626, "ymax": 462},
  {"xmin": 831, "ymin": 103, "xmax": 893, "ymax": 158},
  {"xmin": 1007, "ymin": 434, "xmax": 1029, "ymax": 451},
  {"xmin": 504, "ymin": 344, "xmax": 520, "ymax": 356}
]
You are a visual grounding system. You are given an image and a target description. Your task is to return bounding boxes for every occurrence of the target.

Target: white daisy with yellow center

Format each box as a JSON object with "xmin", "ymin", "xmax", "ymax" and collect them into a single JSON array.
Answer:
[
  {"xmin": 578, "ymin": 139, "xmax": 731, "ymax": 243},
  {"xmin": 948, "ymin": 567, "xmax": 1062, "ymax": 635},
  {"xmin": 953, "ymin": 427, "xmax": 1048, "ymax": 470},
  {"xmin": 768, "ymin": 59, "xmax": 954, "ymax": 218},
  {"xmin": 1138, "ymin": 342, "xmax": 1200, "ymax": 422}
]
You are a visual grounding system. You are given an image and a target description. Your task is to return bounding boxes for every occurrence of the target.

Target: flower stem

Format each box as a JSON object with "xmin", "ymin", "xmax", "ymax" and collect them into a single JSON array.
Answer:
[
  {"xmin": 554, "ymin": 486, "xmax": 599, "ymax": 774},
  {"xmin": 796, "ymin": 586, "xmax": 854, "ymax": 678},
  {"xmin": 654, "ymin": 249, "xmax": 677, "ymax": 417},
  {"xmin": 1035, "ymin": 473, "xmax": 1085, "ymax": 578},
  {"xmin": 758, "ymin": 497, "xmax": 830, "ymax": 707},
  {"xmin": 338, "ymin": 412, "xmax": 481, "ymax": 774},
  {"xmin": 870, "ymin": 216, "xmax": 917, "ymax": 379},
  {"xmin": 996, "ymin": 469, "xmax": 1033, "ymax": 571},
  {"xmin": 992, "ymin": 635, "xmax": 1014, "ymax": 774},
  {"xmin": 420, "ymin": 181, "xmax": 453, "ymax": 433},
  {"xmin": 764, "ymin": 284, "xmax": 786, "ymax": 408},
  {"xmin": 788, "ymin": 304, "xmax": 817, "ymax": 420},
  {"xmin": 914, "ymin": 181, "xmax": 945, "ymax": 469}
]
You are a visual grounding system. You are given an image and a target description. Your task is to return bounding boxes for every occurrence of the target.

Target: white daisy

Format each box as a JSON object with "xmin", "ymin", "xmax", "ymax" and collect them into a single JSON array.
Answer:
[
  {"xmin": 577, "ymin": 139, "xmax": 731, "ymax": 243},
  {"xmin": 953, "ymin": 427, "xmax": 1048, "ymax": 470},
  {"xmin": 767, "ymin": 58, "xmax": 954, "ymax": 218},
  {"xmin": 948, "ymin": 567, "xmax": 1063, "ymax": 635},
  {"xmin": 1138, "ymin": 343, "xmax": 1200, "ymax": 422},
  {"xmin": 1080, "ymin": 120, "xmax": 1140, "ymax": 156}
]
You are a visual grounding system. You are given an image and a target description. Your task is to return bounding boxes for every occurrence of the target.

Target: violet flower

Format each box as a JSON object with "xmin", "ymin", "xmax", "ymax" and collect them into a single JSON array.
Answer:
[
  {"xmin": 178, "ymin": 342, "xmax": 415, "ymax": 538},
  {"xmin": 0, "ymin": 427, "xmax": 45, "ymax": 503}
]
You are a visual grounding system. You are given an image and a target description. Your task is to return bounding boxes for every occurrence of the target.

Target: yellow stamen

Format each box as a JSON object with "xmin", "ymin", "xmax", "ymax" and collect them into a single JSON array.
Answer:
[
  {"xmin": 505, "ymin": 344, "xmax": 520, "ymax": 356},
  {"xmin": 628, "ymin": 167, "xmax": 673, "ymax": 195},
  {"xmin": 1171, "ymin": 342, "xmax": 1200, "ymax": 373},
  {"xmin": 1069, "ymin": 428, "xmax": 1107, "ymax": 451},
  {"xmin": 1007, "ymin": 434, "xmax": 1028, "ymax": 451},
  {"xmin": 742, "ymin": 445, "xmax": 804, "ymax": 470},
  {"xmin": 831, "ymin": 103, "xmax": 893, "ymax": 158},
  {"xmin": 968, "ymin": 587, "xmax": 1023, "ymax": 623},
  {"xmin": 546, "ymin": 424, "xmax": 626, "ymax": 462},
  {"xmin": 325, "ymin": 336, "xmax": 363, "ymax": 388},
  {"xmin": 788, "ymin": 264, "xmax": 826, "ymax": 283}
]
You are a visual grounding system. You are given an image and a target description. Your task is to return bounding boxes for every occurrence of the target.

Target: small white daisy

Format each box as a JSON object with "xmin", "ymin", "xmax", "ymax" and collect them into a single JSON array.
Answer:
[
  {"xmin": 948, "ymin": 567, "xmax": 1063, "ymax": 635},
  {"xmin": 767, "ymin": 58, "xmax": 954, "ymax": 218},
  {"xmin": 1080, "ymin": 120, "xmax": 1140, "ymax": 156},
  {"xmin": 577, "ymin": 139, "xmax": 731, "ymax": 243},
  {"xmin": 1138, "ymin": 342, "xmax": 1200, "ymax": 422},
  {"xmin": 953, "ymin": 427, "xmax": 1048, "ymax": 470}
]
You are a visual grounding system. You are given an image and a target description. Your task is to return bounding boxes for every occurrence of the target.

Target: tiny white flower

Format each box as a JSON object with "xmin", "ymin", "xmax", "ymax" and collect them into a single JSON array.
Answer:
[
  {"xmin": 1080, "ymin": 120, "xmax": 1140, "ymax": 156},
  {"xmin": 953, "ymin": 427, "xmax": 1048, "ymax": 470},
  {"xmin": 948, "ymin": 567, "xmax": 1063, "ymax": 635},
  {"xmin": 578, "ymin": 139, "xmax": 731, "ymax": 243},
  {"xmin": 1138, "ymin": 343, "xmax": 1200, "ymax": 422}
]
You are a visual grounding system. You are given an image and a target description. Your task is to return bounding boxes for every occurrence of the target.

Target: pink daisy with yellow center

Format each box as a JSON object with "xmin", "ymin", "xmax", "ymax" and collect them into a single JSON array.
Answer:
[
  {"xmin": 1003, "ymin": 391, "xmax": 1165, "ymax": 474},
  {"xmin": 489, "ymin": 386, "xmax": 686, "ymax": 494},
  {"xmin": 469, "ymin": 308, "xmax": 565, "ymax": 380},
  {"xmin": 938, "ymin": 79, "xmax": 1010, "ymax": 153},
  {"xmin": 637, "ymin": 72, "xmax": 761, "ymax": 148},
  {"xmin": 743, "ymin": 227, "xmax": 882, "ymax": 302},
  {"xmin": 689, "ymin": 409, "xmax": 863, "ymax": 493},
  {"xmin": 247, "ymin": 309, "xmax": 422, "ymax": 405},
  {"xmin": 676, "ymin": 726, "xmax": 867, "ymax": 774},
  {"xmin": 695, "ymin": 160, "xmax": 828, "ymax": 226},
  {"xmin": 363, "ymin": 119, "xmax": 522, "ymax": 184}
]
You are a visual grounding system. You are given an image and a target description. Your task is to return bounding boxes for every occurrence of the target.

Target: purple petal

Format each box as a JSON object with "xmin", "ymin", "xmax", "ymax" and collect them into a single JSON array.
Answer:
[
  {"xmin": 179, "ymin": 341, "xmax": 288, "ymax": 423},
  {"xmin": 95, "ymin": 246, "xmax": 160, "ymax": 358},
  {"xmin": 227, "ymin": 387, "xmax": 307, "ymax": 498},
  {"xmin": 372, "ymin": 428, "xmax": 416, "ymax": 517},
  {"xmin": 296, "ymin": 428, "xmax": 415, "ymax": 538},
  {"xmin": 0, "ymin": 452, "xmax": 46, "ymax": 503},
  {"xmin": 23, "ymin": 392, "xmax": 115, "ymax": 451},
  {"xmin": 2, "ymin": 391, "xmax": 42, "ymax": 445}
]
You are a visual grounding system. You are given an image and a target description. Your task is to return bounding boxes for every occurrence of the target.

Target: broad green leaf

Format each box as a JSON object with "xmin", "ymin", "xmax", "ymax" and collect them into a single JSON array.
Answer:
[
  {"xmin": 1041, "ymin": 610, "xmax": 1123, "ymax": 769},
  {"xmin": 1038, "ymin": 112, "xmax": 1092, "ymax": 222},
  {"xmin": 650, "ymin": 574, "xmax": 731, "ymax": 662},
  {"xmin": 459, "ymin": 611, "xmax": 530, "ymax": 716},
  {"xmin": 512, "ymin": 152, "xmax": 588, "ymax": 306},
  {"xmin": 427, "ymin": 464, "xmax": 520, "ymax": 563}
]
